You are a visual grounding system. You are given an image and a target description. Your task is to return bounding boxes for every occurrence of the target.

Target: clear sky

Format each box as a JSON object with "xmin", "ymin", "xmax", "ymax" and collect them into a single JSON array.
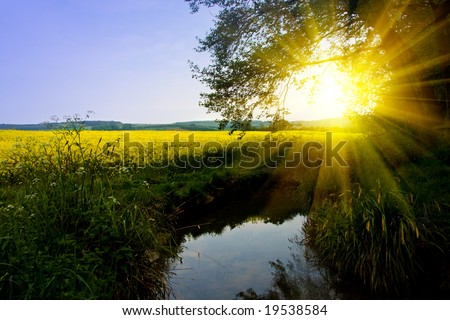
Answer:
[
  {"xmin": 0, "ymin": 0, "xmax": 218, "ymax": 124},
  {"xmin": 0, "ymin": 0, "xmax": 343, "ymax": 125}
]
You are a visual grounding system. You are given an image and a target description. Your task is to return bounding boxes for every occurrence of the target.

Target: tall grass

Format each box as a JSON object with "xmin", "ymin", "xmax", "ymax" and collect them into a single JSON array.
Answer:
[
  {"xmin": 0, "ymin": 120, "xmax": 177, "ymax": 299},
  {"xmin": 304, "ymin": 182, "xmax": 448, "ymax": 296}
]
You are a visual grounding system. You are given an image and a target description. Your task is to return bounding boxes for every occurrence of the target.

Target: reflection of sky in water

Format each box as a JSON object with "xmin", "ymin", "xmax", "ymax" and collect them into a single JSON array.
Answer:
[{"xmin": 170, "ymin": 215, "xmax": 308, "ymax": 300}]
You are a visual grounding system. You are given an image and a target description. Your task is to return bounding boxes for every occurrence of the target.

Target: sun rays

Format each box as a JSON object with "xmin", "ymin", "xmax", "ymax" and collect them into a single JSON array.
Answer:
[{"xmin": 271, "ymin": 0, "xmax": 449, "ymax": 128}]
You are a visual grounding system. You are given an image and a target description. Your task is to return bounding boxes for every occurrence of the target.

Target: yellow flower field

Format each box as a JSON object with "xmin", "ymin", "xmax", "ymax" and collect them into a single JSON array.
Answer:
[
  {"xmin": 0, "ymin": 130, "xmax": 272, "ymax": 167},
  {"xmin": 0, "ymin": 129, "xmax": 356, "ymax": 171},
  {"xmin": 0, "ymin": 130, "xmax": 267, "ymax": 151}
]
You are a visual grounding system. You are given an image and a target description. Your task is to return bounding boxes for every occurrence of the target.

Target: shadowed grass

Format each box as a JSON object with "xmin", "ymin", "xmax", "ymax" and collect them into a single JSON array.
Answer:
[{"xmin": 304, "ymin": 181, "xmax": 449, "ymax": 296}]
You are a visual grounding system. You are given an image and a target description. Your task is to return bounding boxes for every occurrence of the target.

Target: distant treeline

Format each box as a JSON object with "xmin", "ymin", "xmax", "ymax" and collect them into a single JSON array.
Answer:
[
  {"xmin": 0, "ymin": 118, "xmax": 352, "ymax": 131},
  {"xmin": 0, "ymin": 120, "xmax": 250, "ymax": 131}
]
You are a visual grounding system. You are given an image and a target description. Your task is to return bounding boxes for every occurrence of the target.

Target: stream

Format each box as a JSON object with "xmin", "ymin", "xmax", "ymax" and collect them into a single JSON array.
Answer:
[
  {"xmin": 168, "ymin": 185, "xmax": 346, "ymax": 300},
  {"xmin": 167, "ymin": 170, "xmax": 449, "ymax": 300}
]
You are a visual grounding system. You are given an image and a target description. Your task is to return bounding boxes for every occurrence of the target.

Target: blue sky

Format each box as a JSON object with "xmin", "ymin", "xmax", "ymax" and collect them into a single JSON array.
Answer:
[
  {"xmin": 0, "ymin": 0, "xmax": 217, "ymax": 124},
  {"xmin": 0, "ymin": 0, "xmax": 342, "ymax": 125}
]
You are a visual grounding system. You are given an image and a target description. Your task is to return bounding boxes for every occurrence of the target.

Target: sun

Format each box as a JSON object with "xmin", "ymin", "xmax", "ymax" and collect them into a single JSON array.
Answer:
[
  {"xmin": 283, "ymin": 62, "xmax": 356, "ymax": 121},
  {"xmin": 279, "ymin": 34, "xmax": 387, "ymax": 121}
]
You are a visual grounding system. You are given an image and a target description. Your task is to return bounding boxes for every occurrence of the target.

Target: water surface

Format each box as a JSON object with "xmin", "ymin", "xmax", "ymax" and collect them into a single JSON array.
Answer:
[{"xmin": 170, "ymin": 214, "xmax": 339, "ymax": 299}]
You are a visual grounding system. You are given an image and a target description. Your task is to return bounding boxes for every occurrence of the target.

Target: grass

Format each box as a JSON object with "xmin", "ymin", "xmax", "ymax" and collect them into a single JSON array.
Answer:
[
  {"xmin": 305, "ymin": 186, "xmax": 445, "ymax": 295},
  {"xmin": 1, "ymin": 115, "xmax": 449, "ymax": 299},
  {"xmin": 0, "ymin": 127, "xmax": 176, "ymax": 299},
  {"xmin": 303, "ymin": 122, "xmax": 450, "ymax": 297}
]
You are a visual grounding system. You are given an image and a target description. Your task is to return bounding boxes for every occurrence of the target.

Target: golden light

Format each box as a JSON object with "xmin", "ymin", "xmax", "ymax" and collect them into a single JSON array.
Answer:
[
  {"xmin": 276, "ymin": 26, "xmax": 390, "ymax": 121},
  {"xmin": 283, "ymin": 62, "xmax": 358, "ymax": 120}
]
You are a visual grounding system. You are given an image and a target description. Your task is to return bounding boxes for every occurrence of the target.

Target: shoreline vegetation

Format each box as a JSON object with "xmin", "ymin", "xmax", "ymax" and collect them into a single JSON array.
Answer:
[{"xmin": 0, "ymin": 117, "xmax": 449, "ymax": 299}]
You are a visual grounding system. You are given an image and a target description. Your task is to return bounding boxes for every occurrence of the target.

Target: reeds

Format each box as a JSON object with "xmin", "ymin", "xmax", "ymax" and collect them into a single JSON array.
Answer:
[{"xmin": 304, "ymin": 182, "xmax": 448, "ymax": 296}]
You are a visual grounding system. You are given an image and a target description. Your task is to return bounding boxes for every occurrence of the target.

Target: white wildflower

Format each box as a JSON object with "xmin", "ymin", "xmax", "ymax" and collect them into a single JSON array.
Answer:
[{"xmin": 108, "ymin": 196, "xmax": 120, "ymax": 205}]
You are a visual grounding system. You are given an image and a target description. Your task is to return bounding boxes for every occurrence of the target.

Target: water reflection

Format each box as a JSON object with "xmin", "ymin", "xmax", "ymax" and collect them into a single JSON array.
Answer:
[
  {"xmin": 237, "ymin": 235, "xmax": 340, "ymax": 300},
  {"xmin": 169, "ymin": 215, "xmax": 339, "ymax": 300}
]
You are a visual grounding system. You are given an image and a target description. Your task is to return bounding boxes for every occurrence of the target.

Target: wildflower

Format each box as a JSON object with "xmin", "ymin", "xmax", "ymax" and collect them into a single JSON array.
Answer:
[
  {"xmin": 108, "ymin": 196, "xmax": 120, "ymax": 205},
  {"xmin": 24, "ymin": 193, "xmax": 37, "ymax": 200},
  {"xmin": 76, "ymin": 167, "xmax": 86, "ymax": 175}
]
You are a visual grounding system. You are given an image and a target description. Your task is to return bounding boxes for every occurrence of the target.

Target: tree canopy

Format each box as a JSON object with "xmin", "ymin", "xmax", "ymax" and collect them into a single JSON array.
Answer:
[{"xmin": 186, "ymin": 0, "xmax": 450, "ymax": 131}]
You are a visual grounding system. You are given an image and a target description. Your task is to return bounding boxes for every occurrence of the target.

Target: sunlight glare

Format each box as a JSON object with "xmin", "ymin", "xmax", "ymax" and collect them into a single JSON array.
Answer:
[{"xmin": 284, "ymin": 63, "xmax": 353, "ymax": 120}]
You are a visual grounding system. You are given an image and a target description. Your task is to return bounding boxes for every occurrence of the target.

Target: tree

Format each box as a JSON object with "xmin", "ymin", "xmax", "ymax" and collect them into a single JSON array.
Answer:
[
  {"xmin": 352, "ymin": 0, "xmax": 450, "ymax": 126},
  {"xmin": 186, "ymin": 0, "xmax": 450, "ymax": 129}
]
